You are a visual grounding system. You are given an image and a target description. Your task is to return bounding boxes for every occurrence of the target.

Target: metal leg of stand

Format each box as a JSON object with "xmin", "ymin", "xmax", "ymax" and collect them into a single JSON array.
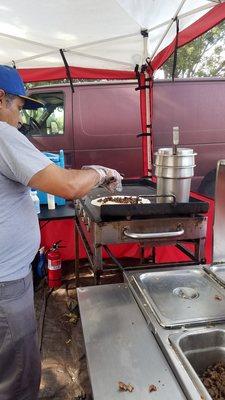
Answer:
[
  {"xmin": 94, "ymin": 270, "xmax": 101, "ymax": 285},
  {"xmin": 93, "ymin": 245, "xmax": 102, "ymax": 285},
  {"xmin": 75, "ymin": 218, "xmax": 80, "ymax": 287},
  {"xmin": 140, "ymin": 245, "xmax": 145, "ymax": 264},
  {"xmin": 195, "ymin": 238, "xmax": 206, "ymax": 264},
  {"xmin": 152, "ymin": 247, "xmax": 156, "ymax": 263}
]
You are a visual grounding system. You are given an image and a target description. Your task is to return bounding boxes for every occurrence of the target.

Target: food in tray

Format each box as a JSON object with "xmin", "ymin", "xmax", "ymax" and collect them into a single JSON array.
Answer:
[
  {"xmin": 214, "ymin": 294, "xmax": 223, "ymax": 301},
  {"xmin": 201, "ymin": 361, "xmax": 225, "ymax": 399},
  {"xmin": 149, "ymin": 384, "xmax": 157, "ymax": 393},
  {"xmin": 118, "ymin": 381, "xmax": 134, "ymax": 392},
  {"xmin": 99, "ymin": 196, "xmax": 138, "ymax": 205},
  {"xmin": 91, "ymin": 196, "xmax": 151, "ymax": 206}
]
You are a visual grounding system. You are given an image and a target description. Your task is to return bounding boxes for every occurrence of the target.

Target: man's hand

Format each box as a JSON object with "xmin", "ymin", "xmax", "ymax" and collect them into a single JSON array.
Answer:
[{"xmin": 82, "ymin": 165, "xmax": 123, "ymax": 192}]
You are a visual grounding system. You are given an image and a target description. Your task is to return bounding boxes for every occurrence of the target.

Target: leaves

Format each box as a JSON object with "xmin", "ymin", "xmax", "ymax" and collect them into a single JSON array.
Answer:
[{"xmin": 161, "ymin": 20, "xmax": 225, "ymax": 78}]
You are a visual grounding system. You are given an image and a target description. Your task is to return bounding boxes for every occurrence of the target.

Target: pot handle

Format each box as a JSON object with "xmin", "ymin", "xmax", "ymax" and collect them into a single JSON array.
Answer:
[{"xmin": 123, "ymin": 227, "xmax": 184, "ymax": 239}]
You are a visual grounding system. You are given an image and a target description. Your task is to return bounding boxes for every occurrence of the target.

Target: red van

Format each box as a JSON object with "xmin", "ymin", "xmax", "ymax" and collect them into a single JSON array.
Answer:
[
  {"xmin": 24, "ymin": 78, "xmax": 225, "ymax": 197},
  {"xmin": 24, "ymin": 81, "xmax": 142, "ymax": 177}
]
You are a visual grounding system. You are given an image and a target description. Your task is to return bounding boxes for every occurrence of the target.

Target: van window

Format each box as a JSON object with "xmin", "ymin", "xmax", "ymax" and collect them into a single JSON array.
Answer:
[{"xmin": 21, "ymin": 92, "xmax": 64, "ymax": 136}]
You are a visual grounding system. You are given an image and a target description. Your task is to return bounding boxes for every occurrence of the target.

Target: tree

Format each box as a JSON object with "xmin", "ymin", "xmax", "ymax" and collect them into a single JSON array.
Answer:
[{"xmin": 162, "ymin": 20, "xmax": 225, "ymax": 78}]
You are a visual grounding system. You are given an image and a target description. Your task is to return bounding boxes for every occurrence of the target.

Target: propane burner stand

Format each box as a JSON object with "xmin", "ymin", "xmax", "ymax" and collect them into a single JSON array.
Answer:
[{"xmin": 74, "ymin": 179, "xmax": 208, "ymax": 284}]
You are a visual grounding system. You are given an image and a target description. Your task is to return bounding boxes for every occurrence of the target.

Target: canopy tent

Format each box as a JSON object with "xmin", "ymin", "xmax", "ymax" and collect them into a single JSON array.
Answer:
[
  {"xmin": 1, "ymin": 0, "xmax": 225, "ymax": 173},
  {"xmin": 1, "ymin": 0, "xmax": 224, "ymax": 78}
]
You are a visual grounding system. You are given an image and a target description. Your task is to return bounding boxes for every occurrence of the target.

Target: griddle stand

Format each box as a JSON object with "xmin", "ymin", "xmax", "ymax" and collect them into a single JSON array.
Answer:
[{"xmin": 74, "ymin": 212, "xmax": 207, "ymax": 285}]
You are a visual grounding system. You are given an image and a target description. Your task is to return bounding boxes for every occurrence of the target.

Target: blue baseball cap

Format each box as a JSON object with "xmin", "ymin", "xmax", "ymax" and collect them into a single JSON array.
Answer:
[{"xmin": 0, "ymin": 65, "xmax": 43, "ymax": 110}]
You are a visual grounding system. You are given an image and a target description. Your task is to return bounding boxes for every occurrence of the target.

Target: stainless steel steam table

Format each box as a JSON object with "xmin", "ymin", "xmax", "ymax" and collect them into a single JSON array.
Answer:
[
  {"xmin": 78, "ymin": 282, "xmax": 186, "ymax": 400},
  {"xmin": 78, "ymin": 265, "xmax": 225, "ymax": 400},
  {"xmin": 77, "ymin": 161, "xmax": 225, "ymax": 400}
]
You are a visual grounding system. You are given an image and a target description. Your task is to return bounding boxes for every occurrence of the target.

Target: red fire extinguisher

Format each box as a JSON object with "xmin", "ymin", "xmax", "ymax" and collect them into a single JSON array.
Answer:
[{"xmin": 47, "ymin": 241, "xmax": 64, "ymax": 288}]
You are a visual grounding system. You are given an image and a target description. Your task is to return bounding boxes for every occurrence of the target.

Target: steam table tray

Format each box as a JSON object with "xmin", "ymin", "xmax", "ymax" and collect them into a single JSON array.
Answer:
[{"xmin": 126, "ymin": 268, "xmax": 225, "ymax": 328}]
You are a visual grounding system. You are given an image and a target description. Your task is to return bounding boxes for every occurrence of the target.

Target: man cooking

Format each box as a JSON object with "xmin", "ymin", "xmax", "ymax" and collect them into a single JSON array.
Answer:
[{"xmin": 0, "ymin": 65, "xmax": 123, "ymax": 400}]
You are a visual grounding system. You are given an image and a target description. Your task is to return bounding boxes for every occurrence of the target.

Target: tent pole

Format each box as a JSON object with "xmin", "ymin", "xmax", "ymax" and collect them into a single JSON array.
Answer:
[
  {"xmin": 143, "ymin": 29, "xmax": 152, "ymax": 178},
  {"xmin": 150, "ymin": 0, "xmax": 186, "ymax": 61},
  {"xmin": 69, "ymin": 49, "xmax": 133, "ymax": 67},
  {"xmin": 148, "ymin": 70, "xmax": 154, "ymax": 178},
  {"xmin": 138, "ymin": 70, "xmax": 153, "ymax": 177},
  {"xmin": 147, "ymin": 3, "xmax": 215, "ymax": 35},
  {"xmin": 139, "ymin": 30, "xmax": 153, "ymax": 177},
  {"xmin": 138, "ymin": 72, "xmax": 147, "ymax": 176},
  {"xmin": 144, "ymin": 70, "xmax": 152, "ymax": 177}
]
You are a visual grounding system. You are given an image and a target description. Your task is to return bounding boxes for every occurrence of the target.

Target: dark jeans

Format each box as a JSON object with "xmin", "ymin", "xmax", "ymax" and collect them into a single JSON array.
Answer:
[{"xmin": 0, "ymin": 272, "xmax": 41, "ymax": 400}]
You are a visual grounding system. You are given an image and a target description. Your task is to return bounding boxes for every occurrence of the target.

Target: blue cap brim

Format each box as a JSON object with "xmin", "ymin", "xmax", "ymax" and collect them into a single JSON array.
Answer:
[{"xmin": 19, "ymin": 95, "xmax": 44, "ymax": 110}]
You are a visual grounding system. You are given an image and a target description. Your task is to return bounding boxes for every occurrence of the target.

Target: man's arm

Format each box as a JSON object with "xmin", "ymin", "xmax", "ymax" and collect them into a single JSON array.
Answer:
[{"xmin": 28, "ymin": 164, "xmax": 100, "ymax": 199}]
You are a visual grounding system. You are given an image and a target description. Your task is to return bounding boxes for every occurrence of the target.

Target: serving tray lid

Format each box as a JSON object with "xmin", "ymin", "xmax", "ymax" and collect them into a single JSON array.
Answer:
[
  {"xmin": 126, "ymin": 268, "xmax": 225, "ymax": 328},
  {"xmin": 204, "ymin": 264, "xmax": 225, "ymax": 287}
]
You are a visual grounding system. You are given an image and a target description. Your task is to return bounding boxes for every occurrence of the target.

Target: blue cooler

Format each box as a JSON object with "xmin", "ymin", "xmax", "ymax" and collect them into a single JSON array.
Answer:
[{"xmin": 37, "ymin": 150, "xmax": 66, "ymax": 206}]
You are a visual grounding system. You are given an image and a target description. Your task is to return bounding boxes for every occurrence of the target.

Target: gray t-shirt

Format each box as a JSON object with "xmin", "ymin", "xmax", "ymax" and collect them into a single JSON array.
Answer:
[{"xmin": 0, "ymin": 122, "xmax": 52, "ymax": 281}]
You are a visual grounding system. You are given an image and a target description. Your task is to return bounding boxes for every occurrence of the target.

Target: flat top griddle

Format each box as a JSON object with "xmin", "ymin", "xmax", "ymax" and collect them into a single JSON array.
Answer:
[{"xmin": 81, "ymin": 179, "xmax": 209, "ymax": 222}]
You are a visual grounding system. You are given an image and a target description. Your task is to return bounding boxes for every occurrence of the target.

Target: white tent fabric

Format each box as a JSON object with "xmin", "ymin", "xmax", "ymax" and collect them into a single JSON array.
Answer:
[{"xmin": 0, "ymin": 0, "xmax": 223, "ymax": 71}]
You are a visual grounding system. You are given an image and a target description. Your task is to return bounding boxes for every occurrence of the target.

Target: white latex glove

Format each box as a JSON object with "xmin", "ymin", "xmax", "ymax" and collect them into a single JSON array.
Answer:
[{"xmin": 82, "ymin": 165, "xmax": 123, "ymax": 192}]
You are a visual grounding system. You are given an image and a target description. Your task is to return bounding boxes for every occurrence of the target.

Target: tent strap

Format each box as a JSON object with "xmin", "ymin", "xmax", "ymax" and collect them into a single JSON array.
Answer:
[
  {"xmin": 59, "ymin": 49, "xmax": 74, "ymax": 93},
  {"xmin": 172, "ymin": 17, "xmax": 180, "ymax": 82},
  {"xmin": 135, "ymin": 85, "xmax": 149, "ymax": 91},
  {"xmin": 134, "ymin": 64, "xmax": 152, "ymax": 91},
  {"xmin": 137, "ymin": 132, "xmax": 152, "ymax": 138}
]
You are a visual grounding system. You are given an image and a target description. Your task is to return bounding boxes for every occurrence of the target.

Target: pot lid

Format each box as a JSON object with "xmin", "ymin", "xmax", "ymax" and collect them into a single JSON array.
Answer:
[{"xmin": 155, "ymin": 148, "xmax": 195, "ymax": 156}]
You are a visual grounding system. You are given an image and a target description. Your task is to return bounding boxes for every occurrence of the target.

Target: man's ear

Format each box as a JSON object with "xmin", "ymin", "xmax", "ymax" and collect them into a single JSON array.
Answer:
[{"xmin": 0, "ymin": 90, "xmax": 5, "ymax": 108}]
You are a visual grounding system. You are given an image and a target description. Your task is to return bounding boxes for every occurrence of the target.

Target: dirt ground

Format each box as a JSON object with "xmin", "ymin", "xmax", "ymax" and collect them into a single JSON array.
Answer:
[{"xmin": 35, "ymin": 263, "xmax": 123, "ymax": 400}]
